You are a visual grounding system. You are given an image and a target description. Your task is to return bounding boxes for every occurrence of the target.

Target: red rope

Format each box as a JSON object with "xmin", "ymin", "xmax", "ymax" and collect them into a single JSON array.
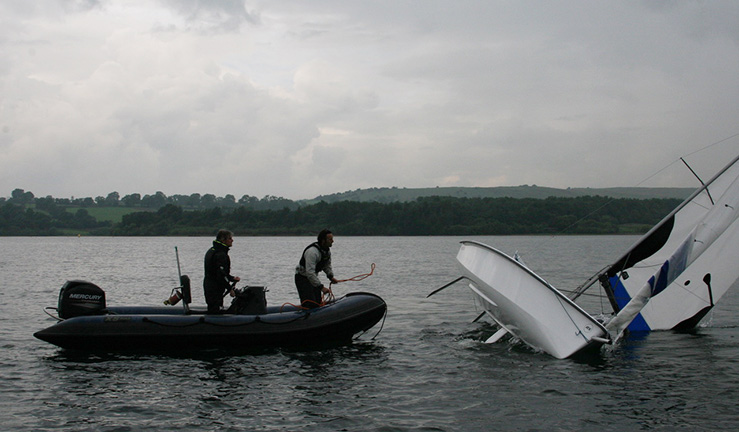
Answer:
[
  {"xmin": 333, "ymin": 263, "xmax": 376, "ymax": 284},
  {"xmin": 280, "ymin": 296, "xmax": 334, "ymax": 312},
  {"xmin": 280, "ymin": 264, "xmax": 376, "ymax": 312}
]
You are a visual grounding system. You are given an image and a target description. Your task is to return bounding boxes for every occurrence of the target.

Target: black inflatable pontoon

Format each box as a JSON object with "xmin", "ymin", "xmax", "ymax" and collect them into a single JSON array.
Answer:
[{"xmin": 34, "ymin": 277, "xmax": 387, "ymax": 351}]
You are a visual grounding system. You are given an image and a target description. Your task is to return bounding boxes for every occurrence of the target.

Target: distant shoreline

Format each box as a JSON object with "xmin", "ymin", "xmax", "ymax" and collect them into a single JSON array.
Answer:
[{"xmin": 1, "ymin": 194, "xmax": 681, "ymax": 237}]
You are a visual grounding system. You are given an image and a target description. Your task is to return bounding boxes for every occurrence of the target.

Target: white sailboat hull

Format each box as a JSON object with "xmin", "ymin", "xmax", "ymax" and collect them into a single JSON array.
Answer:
[{"xmin": 457, "ymin": 241, "xmax": 609, "ymax": 359}]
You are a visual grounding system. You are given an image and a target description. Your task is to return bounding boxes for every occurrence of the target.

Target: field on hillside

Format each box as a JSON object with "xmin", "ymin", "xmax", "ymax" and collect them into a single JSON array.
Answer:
[{"xmin": 65, "ymin": 206, "xmax": 152, "ymax": 223}]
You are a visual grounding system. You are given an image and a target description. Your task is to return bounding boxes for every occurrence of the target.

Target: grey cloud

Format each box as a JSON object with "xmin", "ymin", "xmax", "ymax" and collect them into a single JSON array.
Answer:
[
  {"xmin": 160, "ymin": 0, "xmax": 259, "ymax": 33},
  {"xmin": 1, "ymin": 1, "xmax": 738, "ymax": 200}
]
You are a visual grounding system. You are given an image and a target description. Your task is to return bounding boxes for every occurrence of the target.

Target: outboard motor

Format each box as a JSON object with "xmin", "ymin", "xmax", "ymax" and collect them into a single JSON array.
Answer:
[{"xmin": 58, "ymin": 280, "xmax": 106, "ymax": 319}]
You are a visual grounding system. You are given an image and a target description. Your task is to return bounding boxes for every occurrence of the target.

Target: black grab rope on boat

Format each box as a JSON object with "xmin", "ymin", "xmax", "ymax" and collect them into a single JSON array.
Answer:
[
  {"xmin": 244, "ymin": 314, "xmax": 313, "ymax": 326},
  {"xmin": 141, "ymin": 316, "xmax": 265, "ymax": 328},
  {"xmin": 141, "ymin": 316, "xmax": 206, "ymax": 328},
  {"xmin": 352, "ymin": 305, "xmax": 387, "ymax": 341},
  {"xmin": 141, "ymin": 311, "xmax": 315, "ymax": 328},
  {"xmin": 204, "ymin": 313, "xmax": 317, "ymax": 327},
  {"xmin": 371, "ymin": 306, "xmax": 387, "ymax": 340}
]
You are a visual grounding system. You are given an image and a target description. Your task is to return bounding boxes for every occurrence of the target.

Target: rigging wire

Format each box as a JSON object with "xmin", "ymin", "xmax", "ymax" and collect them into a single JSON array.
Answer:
[
  {"xmin": 682, "ymin": 132, "xmax": 739, "ymax": 159},
  {"xmin": 552, "ymin": 291, "xmax": 590, "ymax": 343},
  {"xmin": 559, "ymin": 288, "xmax": 608, "ymax": 298},
  {"xmin": 549, "ymin": 132, "xmax": 739, "ymax": 240}
]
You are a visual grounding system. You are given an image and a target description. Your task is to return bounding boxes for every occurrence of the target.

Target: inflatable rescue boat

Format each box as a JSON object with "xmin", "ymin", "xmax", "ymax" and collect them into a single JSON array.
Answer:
[{"xmin": 34, "ymin": 276, "xmax": 387, "ymax": 351}]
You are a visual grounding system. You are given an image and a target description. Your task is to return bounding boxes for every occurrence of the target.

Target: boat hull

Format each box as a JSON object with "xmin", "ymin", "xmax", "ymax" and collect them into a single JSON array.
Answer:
[
  {"xmin": 457, "ymin": 241, "xmax": 609, "ymax": 359},
  {"xmin": 34, "ymin": 292, "xmax": 386, "ymax": 351}
]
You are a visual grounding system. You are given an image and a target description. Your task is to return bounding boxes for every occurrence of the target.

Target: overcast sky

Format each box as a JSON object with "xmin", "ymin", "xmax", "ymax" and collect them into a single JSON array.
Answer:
[{"xmin": 2, "ymin": 1, "xmax": 739, "ymax": 200}]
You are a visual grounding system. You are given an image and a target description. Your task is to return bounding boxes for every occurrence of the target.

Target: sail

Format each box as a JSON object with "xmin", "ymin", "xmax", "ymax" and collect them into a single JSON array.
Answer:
[{"xmin": 601, "ymin": 154, "xmax": 739, "ymax": 332}]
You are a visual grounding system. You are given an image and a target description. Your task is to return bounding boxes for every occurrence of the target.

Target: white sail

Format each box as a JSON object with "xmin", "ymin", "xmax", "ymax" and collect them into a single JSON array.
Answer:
[{"xmin": 601, "ymin": 154, "xmax": 739, "ymax": 332}]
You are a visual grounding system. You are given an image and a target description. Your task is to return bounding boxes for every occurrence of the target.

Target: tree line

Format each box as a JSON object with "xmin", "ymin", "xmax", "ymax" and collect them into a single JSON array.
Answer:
[
  {"xmin": 2, "ymin": 188, "xmax": 298, "ymax": 211},
  {"xmin": 0, "ymin": 192, "xmax": 682, "ymax": 236}
]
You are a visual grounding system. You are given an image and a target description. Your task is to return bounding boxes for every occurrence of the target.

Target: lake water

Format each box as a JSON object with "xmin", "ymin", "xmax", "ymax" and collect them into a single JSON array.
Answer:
[{"xmin": 1, "ymin": 235, "xmax": 737, "ymax": 431}]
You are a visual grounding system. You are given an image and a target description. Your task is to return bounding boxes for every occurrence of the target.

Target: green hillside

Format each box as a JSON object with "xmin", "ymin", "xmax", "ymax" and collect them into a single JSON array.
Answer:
[{"xmin": 303, "ymin": 185, "xmax": 694, "ymax": 204}]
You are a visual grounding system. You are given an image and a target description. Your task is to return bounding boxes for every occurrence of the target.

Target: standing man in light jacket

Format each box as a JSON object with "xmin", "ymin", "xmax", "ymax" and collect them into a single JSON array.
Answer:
[{"xmin": 295, "ymin": 229, "xmax": 339, "ymax": 308}]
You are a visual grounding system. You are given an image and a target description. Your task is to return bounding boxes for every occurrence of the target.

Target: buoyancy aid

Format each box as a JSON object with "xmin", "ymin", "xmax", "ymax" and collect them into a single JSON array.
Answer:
[{"xmin": 299, "ymin": 242, "xmax": 331, "ymax": 274}]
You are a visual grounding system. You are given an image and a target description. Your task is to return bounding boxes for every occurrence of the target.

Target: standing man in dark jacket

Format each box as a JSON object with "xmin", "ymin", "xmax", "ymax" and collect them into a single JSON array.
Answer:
[
  {"xmin": 295, "ymin": 229, "xmax": 339, "ymax": 308},
  {"xmin": 203, "ymin": 229, "xmax": 240, "ymax": 314}
]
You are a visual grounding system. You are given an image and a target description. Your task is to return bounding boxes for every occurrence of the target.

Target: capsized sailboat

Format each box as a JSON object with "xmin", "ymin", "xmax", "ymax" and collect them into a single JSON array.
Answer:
[
  {"xmin": 432, "ymin": 152, "xmax": 739, "ymax": 359},
  {"xmin": 455, "ymin": 241, "xmax": 610, "ymax": 359}
]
